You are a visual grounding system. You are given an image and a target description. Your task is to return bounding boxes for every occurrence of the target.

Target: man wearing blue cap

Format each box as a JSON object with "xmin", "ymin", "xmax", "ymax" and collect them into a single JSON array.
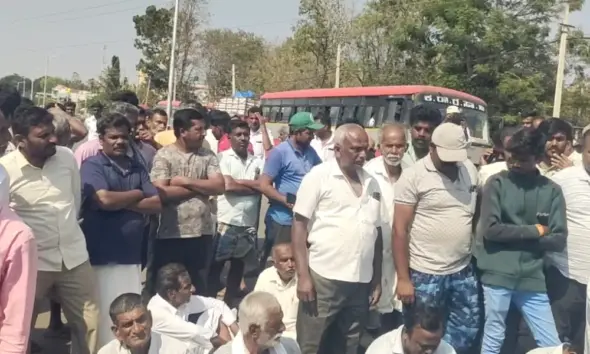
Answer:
[{"xmin": 258, "ymin": 112, "xmax": 323, "ymax": 267}]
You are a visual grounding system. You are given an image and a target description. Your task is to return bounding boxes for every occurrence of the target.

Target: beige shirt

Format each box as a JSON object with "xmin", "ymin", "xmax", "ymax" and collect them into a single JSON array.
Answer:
[
  {"xmin": 293, "ymin": 160, "xmax": 382, "ymax": 283},
  {"xmin": 0, "ymin": 147, "xmax": 88, "ymax": 272},
  {"xmin": 254, "ymin": 267, "xmax": 298, "ymax": 338},
  {"xmin": 394, "ymin": 155, "xmax": 478, "ymax": 275},
  {"xmin": 363, "ymin": 156, "xmax": 405, "ymax": 313},
  {"xmin": 310, "ymin": 135, "xmax": 335, "ymax": 162},
  {"xmin": 215, "ymin": 332, "xmax": 300, "ymax": 354}
]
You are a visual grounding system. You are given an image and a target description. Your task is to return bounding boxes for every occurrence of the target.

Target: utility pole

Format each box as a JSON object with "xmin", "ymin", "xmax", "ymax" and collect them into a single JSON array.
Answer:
[
  {"xmin": 144, "ymin": 77, "xmax": 151, "ymax": 105},
  {"xmin": 30, "ymin": 78, "xmax": 34, "ymax": 100},
  {"xmin": 42, "ymin": 55, "xmax": 49, "ymax": 106},
  {"xmin": 231, "ymin": 64, "xmax": 236, "ymax": 96},
  {"xmin": 173, "ymin": 73, "xmax": 177, "ymax": 103},
  {"xmin": 335, "ymin": 44, "xmax": 341, "ymax": 88},
  {"xmin": 553, "ymin": 2, "xmax": 570, "ymax": 118},
  {"xmin": 102, "ymin": 45, "xmax": 107, "ymax": 72},
  {"xmin": 166, "ymin": 0, "xmax": 180, "ymax": 118}
]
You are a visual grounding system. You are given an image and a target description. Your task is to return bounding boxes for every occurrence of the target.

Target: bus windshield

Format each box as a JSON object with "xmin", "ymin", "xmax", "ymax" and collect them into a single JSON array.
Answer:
[{"xmin": 418, "ymin": 94, "xmax": 488, "ymax": 140}]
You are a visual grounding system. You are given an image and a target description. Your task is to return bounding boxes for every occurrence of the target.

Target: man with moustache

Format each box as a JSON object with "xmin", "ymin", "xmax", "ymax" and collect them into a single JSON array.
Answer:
[
  {"xmin": 255, "ymin": 241, "xmax": 298, "ymax": 339},
  {"xmin": 80, "ymin": 113, "xmax": 162, "ymax": 348},
  {"xmin": 393, "ymin": 123, "xmax": 479, "ymax": 354},
  {"xmin": 0, "ymin": 106, "xmax": 99, "ymax": 354},
  {"xmin": 402, "ymin": 105, "xmax": 443, "ymax": 166},
  {"xmin": 536, "ymin": 118, "xmax": 581, "ymax": 177},
  {"xmin": 208, "ymin": 119, "xmax": 262, "ymax": 306},
  {"xmin": 99, "ymin": 293, "xmax": 161, "ymax": 354},
  {"xmin": 364, "ymin": 123, "xmax": 408, "ymax": 333},
  {"xmin": 293, "ymin": 124, "xmax": 383, "ymax": 354}
]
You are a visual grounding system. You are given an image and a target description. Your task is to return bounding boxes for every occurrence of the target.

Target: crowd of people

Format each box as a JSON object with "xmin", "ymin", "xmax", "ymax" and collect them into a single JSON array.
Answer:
[{"xmin": 0, "ymin": 82, "xmax": 588, "ymax": 354}]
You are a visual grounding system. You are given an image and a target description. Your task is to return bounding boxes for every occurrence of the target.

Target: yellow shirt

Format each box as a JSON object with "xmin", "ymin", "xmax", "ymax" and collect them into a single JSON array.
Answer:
[
  {"xmin": 0, "ymin": 147, "xmax": 88, "ymax": 271},
  {"xmin": 154, "ymin": 129, "xmax": 211, "ymax": 150}
]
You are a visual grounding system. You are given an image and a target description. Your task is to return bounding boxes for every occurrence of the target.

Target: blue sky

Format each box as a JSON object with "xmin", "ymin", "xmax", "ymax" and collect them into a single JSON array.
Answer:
[{"xmin": 1, "ymin": 0, "xmax": 587, "ymax": 83}]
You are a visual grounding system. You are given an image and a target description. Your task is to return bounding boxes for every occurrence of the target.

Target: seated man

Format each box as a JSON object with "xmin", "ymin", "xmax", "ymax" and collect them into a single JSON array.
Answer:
[
  {"xmin": 147, "ymin": 263, "xmax": 239, "ymax": 353},
  {"xmin": 366, "ymin": 303, "xmax": 455, "ymax": 354},
  {"xmin": 99, "ymin": 293, "xmax": 160, "ymax": 354},
  {"xmin": 215, "ymin": 291, "xmax": 301, "ymax": 354},
  {"xmin": 254, "ymin": 241, "xmax": 297, "ymax": 339}
]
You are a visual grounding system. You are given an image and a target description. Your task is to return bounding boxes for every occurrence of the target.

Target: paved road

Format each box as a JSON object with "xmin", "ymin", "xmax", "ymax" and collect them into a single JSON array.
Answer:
[{"xmin": 33, "ymin": 200, "xmax": 271, "ymax": 353}]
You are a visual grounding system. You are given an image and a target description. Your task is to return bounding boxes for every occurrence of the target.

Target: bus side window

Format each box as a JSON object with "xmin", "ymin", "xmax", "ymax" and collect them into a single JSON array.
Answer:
[
  {"xmin": 280, "ymin": 106, "xmax": 293, "ymax": 122},
  {"xmin": 329, "ymin": 106, "xmax": 341, "ymax": 126},
  {"xmin": 262, "ymin": 106, "xmax": 271, "ymax": 118},
  {"xmin": 269, "ymin": 106, "xmax": 280, "ymax": 122}
]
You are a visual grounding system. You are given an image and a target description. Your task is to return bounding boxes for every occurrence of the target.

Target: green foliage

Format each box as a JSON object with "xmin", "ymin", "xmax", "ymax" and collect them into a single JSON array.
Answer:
[
  {"xmin": 133, "ymin": 5, "xmax": 172, "ymax": 91},
  {"xmin": 102, "ymin": 56, "xmax": 122, "ymax": 97},
  {"xmin": 200, "ymin": 29, "xmax": 266, "ymax": 99}
]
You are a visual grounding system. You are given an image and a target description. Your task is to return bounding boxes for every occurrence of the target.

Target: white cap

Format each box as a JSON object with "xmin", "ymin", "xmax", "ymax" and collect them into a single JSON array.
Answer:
[
  {"xmin": 431, "ymin": 123, "xmax": 468, "ymax": 162},
  {"xmin": 446, "ymin": 105, "xmax": 461, "ymax": 115}
]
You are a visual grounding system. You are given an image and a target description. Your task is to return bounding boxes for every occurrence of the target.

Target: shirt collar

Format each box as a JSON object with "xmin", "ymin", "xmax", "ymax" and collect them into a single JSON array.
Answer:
[
  {"xmin": 151, "ymin": 294, "xmax": 181, "ymax": 315},
  {"xmin": 226, "ymin": 146, "xmax": 255, "ymax": 161},
  {"xmin": 267, "ymin": 267, "xmax": 297, "ymax": 287},
  {"xmin": 15, "ymin": 147, "xmax": 54, "ymax": 170},
  {"xmin": 370, "ymin": 156, "xmax": 408, "ymax": 178},
  {"xmin": 231, "ymin": 331, "xmax": 287, "ymax": 354}
]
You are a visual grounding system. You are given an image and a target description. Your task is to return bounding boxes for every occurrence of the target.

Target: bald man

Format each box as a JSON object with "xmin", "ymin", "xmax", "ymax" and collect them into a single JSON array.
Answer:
[
  {"xmin": 364, "ymin": 123, "xmax": 408, "ymax": 333},
  {"xmin": 292, "ymin": 124, "xmax": 384, "ymax": 354}
]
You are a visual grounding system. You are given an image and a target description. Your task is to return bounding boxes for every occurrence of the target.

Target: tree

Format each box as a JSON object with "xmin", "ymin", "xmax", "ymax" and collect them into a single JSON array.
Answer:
[
  {"xmin": 291, "ymin": 0, "xmax": 352, "ymax": 88},
  {"xmin": 133, "ymin": 1, "xmax": 208, "ymax": 99},
  {"xmin": 102, "ymin": 56, "xmax": 122, "ymax": 96},
  {"xmin": 200, "ymin": 29, "xmax": 266, "ymax": 99}
]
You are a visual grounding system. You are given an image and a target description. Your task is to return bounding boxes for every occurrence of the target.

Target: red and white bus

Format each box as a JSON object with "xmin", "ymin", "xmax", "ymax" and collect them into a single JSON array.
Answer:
[{"xmin": 260, "ymin": 85, "xmax": 490, "ymax": 162}]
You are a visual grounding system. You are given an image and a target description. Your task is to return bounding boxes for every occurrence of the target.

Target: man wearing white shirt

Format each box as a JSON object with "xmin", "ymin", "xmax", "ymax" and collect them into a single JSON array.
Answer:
[
  {"xmin": 148, "ymin": 263, "xmax": 239, "ymax": 354},
  {"xmin": 208, "ymin": 119, "xmax": 263, "ymax": 306},
  {"xmin": 364, "ymin": 123, "xmax": 408, "ymax": 333},
  {"xmin": 292, "ymin": 124, "xmax": 383, "ymax": 354},
  {"xmin": 310, "ymin": 113, "xmax": 335, "ymax": 162},
  {"xmin": 99, "ymin": 293, "xmax": 161, "ymax": 354},
  {"xmin": 255, "ymin": 241, "xmax": 298, "ymax": 339},
  {"xmin": 247, "ymin": 106, "xmax": 273, "ymax": 159},
  {"xmin": 215, "ymin": 291, "xmax": 301, "ymax": 354},
  {"xmin": 546, "ymin": 125, "xmax": 590, "ymax": 352},
  {"xmin": 366, "ymin": 303, "xmax": 456, "ymax": 354}
]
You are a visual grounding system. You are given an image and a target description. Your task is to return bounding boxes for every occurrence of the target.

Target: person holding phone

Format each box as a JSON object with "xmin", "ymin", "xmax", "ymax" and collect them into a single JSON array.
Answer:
[{"xmin": 258, "ymin": 112, "xmax": 323, "ymax": 268}]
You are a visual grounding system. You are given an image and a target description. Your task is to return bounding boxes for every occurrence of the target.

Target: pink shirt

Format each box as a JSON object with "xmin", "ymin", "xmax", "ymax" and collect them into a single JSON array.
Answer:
[{"xmin": 0, "ymin": 208, "xmax": 37, "ymax": 353}]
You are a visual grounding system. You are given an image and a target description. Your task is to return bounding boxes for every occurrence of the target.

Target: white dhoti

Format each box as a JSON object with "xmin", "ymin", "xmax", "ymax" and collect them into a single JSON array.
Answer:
[{"xmin": 94, "ymin": 264, "xmax": 142, "ymax": 348}]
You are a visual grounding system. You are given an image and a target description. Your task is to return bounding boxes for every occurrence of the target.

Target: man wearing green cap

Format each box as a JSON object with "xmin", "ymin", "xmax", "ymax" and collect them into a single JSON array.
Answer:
[{"xmin": 258, "ymin": 112, "xmax": 324, "ymax": 267}]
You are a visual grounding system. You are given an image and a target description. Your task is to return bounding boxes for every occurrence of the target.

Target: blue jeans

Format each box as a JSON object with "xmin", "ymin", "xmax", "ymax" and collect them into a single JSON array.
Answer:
[
  {"xmin": 409, "ymin": 264, "xmax": 480, "ymax": 354},
  {"xmin": 482, "ymin": 285, "xmax": 561, "ymax": 353}
]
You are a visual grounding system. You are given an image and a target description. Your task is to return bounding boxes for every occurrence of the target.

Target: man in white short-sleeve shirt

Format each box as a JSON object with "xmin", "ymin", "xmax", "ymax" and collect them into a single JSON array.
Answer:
[
  {"xmin": 363, "ymin": 123, "xmax": 408, "ymax": 332},
  {"xmin": 393, "ymin": 123, "xmax": 479, "ymax": 354},
  {"xmin": 292, "ymin": 124, "xmax": 383, "ymax": 354},
  {"xmin": 209, "ymin": 120, "xmax": 263, "ymax": 306},
  {"xmin": 546, "ymin": 127, "xmax": 590, "ymax": 351}
]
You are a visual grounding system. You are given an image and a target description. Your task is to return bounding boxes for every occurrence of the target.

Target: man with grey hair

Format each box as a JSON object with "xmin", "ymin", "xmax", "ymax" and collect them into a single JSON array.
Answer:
[
  {"xmin": 363, "ymin": 123, "xmax": 408, "ymax": 334},
  {"xmin": 74, "ymin": 101, "xmax": 156, "ymax": 169},
  {"xmin": 49, "ymin": 107, "xmax": 73, "ymax": 148},
  {"xmin": 216, "ymin": 291, "xmax": 300, "ymax": 354},
  {"xmin": 293, "ymin": 123, "xmax": 383, "ymax": 354}
]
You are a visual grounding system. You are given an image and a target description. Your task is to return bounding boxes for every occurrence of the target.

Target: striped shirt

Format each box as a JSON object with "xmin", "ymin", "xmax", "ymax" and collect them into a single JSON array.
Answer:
[{"xmin": 549, "ymin": 166, "xmax": 590, "ymax": 284}]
